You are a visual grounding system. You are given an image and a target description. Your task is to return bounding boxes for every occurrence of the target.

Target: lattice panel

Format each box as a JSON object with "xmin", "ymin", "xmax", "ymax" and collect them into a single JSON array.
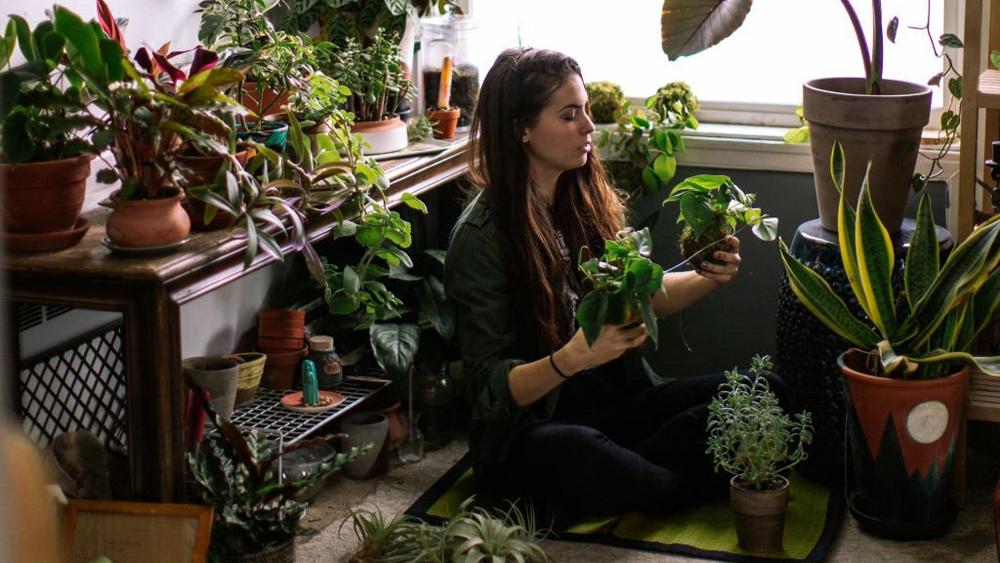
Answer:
[{"xmin": 19, "ymin": 320, "xmax": 128, "ymax": 449}]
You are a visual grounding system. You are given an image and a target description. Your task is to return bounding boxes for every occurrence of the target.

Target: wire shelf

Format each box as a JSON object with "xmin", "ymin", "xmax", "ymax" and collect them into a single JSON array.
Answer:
[{"xmin": 227, "ymin": 376, "xmax": 390, "ymax": 444}]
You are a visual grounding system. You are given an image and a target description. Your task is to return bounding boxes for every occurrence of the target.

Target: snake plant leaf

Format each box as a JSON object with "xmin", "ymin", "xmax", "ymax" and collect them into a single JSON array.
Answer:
[
  {"xmin": 904, "ymin": 192, "xmax": 940, "ymax": 310},
  {"xmin": 903, "ymin": 348, "xmax": 1000, "ymax": 377},
  {"xmin": 660, "ymin": 0, "xmax": 753, "ymax": 60},
  {"xmin": 962, "ymin": 266, "xmax": 1000, "ymax": 350},
  {"xmin": 779, "ymin": 239, "xmax": 880, "ymax": 348},
  {"xmin": 830, "ymin": 140, "xmax": 846, "ymax": 195},
  {"xmin": 897, "ymin": 215, "xmax": 1000, "ymax": 348},
  {"xmin": 854, "ymin": 169, "xmax": 896, "ymax": 338},
  {"xmin": 837, "ymin": 163, "xmax": 871, "ymax": 321}
]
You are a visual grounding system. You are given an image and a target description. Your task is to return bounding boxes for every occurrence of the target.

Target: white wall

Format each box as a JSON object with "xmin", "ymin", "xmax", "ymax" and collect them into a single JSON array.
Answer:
[{"xmin": 6, "ymin": 0, "xmax": 202, "ymax": 54}]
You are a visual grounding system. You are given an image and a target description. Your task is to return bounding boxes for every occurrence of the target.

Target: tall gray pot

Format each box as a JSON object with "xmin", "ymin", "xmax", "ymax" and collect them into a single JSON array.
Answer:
[
  {"xmin": 803, "ymin": 77, "xmax": 931, "ymax": 234},
  {"xmin": 340, "ymin": 412, "xmax": 389, "ymax": 479}
]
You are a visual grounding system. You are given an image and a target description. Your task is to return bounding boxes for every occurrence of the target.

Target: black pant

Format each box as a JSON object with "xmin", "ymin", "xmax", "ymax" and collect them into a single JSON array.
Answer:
[{"xmin": 476, "ymin": 371, "xmax": 787, "ymax": 517}]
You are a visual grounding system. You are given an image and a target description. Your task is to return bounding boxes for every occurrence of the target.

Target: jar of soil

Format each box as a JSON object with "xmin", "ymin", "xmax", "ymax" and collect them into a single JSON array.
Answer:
[
  {"xmin": 420, "ymin": 14, "xmax": 480, "ymax": 129},
  {"xmin": 307, "ymin": 335, "xmax": 343, "ymax": 389}
]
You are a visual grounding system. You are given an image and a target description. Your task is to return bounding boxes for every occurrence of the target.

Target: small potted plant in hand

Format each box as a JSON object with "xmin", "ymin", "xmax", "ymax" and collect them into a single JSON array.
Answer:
[
  {"xmin": 706, "ymin": 354, "xmax": 813, "ymax": 553},
  {"xmin": 576, "ymin": 227, "xmax": 664, "ymax": 348},
  {"xmin": 426, "ymin": 55, "xmax": 461, "ymax": 139},
  {"xmin": 663, "ymin": 174, "xmax": 778, "ymax": 267}
]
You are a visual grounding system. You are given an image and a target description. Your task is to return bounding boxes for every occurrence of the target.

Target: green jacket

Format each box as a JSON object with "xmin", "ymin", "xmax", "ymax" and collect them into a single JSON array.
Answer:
[{"xmin": 444, "ymin": 193, "xmax": 662, "ymax": 464}]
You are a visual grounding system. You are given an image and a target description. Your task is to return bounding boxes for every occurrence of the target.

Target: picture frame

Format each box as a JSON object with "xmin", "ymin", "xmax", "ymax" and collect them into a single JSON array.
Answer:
[{"xmin": 63, "ymin": 499, "xmax": 213, "ymax": 563}]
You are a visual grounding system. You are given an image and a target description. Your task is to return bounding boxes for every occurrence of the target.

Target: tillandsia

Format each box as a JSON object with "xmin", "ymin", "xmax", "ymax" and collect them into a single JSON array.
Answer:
[
  {"xmin": 663, "ymin": 174, "xmax": 778, "ymax": 266},
  {"xmin": 706, "ymin": 355, "xmax": 813, "ymax": 490},
  {"xmin": 576, "ymin": 227, "xmax": 664, "ymax": 349},
  {"xmin": 780, "ymin": 142, "xmax": 1000, "ymax": 379}
]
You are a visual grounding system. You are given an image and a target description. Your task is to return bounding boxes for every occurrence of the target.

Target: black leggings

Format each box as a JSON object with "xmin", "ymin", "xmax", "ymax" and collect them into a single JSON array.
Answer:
[{"xmin": 476, "ymin": 371, "xmax": 787, "ymax": 517}]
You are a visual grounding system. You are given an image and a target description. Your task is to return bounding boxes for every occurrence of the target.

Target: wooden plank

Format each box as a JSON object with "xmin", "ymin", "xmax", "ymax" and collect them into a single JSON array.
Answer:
[
  {"xmin": 958, "ymin": 0, "xmax": 985, "ymax": 240},
  {"xmin": 978, "ymin": 70, "xmax": 1000, "ymax": 108}
]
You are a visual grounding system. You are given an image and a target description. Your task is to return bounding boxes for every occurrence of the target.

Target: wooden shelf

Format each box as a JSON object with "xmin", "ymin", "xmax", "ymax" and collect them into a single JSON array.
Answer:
[{"xmin": 979, "ymin": 69, "xmax": 1000, "ymax": 109}]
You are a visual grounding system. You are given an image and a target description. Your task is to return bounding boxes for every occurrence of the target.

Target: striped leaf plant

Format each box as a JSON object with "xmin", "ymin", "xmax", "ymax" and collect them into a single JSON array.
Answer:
[{"xmin": 779, "ymin": 142, "xmax": 1000, "ymax": 379}]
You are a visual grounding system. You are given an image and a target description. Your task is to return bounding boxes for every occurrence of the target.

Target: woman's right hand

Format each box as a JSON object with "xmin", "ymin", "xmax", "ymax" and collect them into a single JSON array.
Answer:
[{"xmin": 557, "ymin": 322, "xmax": 649, "ymax": 375}]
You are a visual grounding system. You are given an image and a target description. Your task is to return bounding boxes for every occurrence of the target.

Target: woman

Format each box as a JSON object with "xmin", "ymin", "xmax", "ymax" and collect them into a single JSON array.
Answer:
[{"xmin": 444, "ymin": 47, "xmax": 771, "ymax": 517}]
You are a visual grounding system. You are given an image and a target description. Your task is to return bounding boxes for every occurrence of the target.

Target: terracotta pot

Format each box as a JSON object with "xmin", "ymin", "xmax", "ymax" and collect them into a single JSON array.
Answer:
[
  {"xmin": 226, "ymin": 352, "xmax": 267, "ymax": 408},
  {"xmin": 259, "ymin": 308, "xmax": 305, "ymax": 322},
  {"xmin": 260, "ymin": 346, "xmax": 307, "ymax": 389},
  {"xmin": 183, "ymin": 356, "xmax": 240, "ymax": 421},
  {"xmin": 258, "ymin": 326, "xmax": 305, "ymax": 339},
  {"xmin": 427, "ymin": 107, "xmax": 461, "ymax": 140},
  {"xmin": 730, "ymin": 475, "xmax": 789, "ymax": 553},
  {"xmin": 106, "ymin": 188, "xmax": 191, "ymax": 248},
  {"xmin": 177, "ymin": 148, "xmax": 254, "ymax": 188},
  {"xmin": 241, "ymin": 81, "xmax": 290, "ymax": 118},
  {"xmin": 803, "ymin": 77, "xmax": 932, "ymax": 234},
  {"xmin": 351, "ymin": 117, "xmax": 408, "ymax": 155},
  {"xmin": 839, "ymin": 348, "xmax": 968, "ymax": 540},
  {"xmin": 230, "ymin": 539, "xmax": 295, "ymax": 563},
  {"xmin": 257, "ymin": 336, "xmax": 305, "ymax": 351},
  {"xmin": 1, "ymin": 155, "xmax": 93, "ymax": 234}
]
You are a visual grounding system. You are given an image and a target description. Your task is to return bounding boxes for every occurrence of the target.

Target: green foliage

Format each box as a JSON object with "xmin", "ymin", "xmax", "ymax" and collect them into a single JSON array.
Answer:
[
  {"xmin": 992, "ymin": 49, "xmax": 1000, "ymax": 71},
  {"xmin": 576, "ymin": 228, "xmax": 664, "ymax": 348},
  {"xmin": 706, "ymin": 355, "xmax": 813, "ymax": 490},
  {"xmin": 186, "ymin": 390, "xmax": 369, "ymax": 560},
  {"xmin": 595, "ymin": 110, "xmax": 686, "ymax": 195},
  {"xmin": 585, "ymin": 80, "xmax": 628, "ymax": 124},
  {"xmin": 407, "ymin": 114, "xmax": 435, "ymax": 142},
  {"xmin": 779, "ymin": 143, "xmax": 1000, "ymax": 379},
  {"xmin": 285, "ymin": 72, "xmax": 353, "ymax": 128},
  {"xmin": 316, "ymin": 32, "xmax": 413, "ymax": 122},
  {"xmin": 0, "ymin": 11, "xmax": 101, "ymax": 163},
  {"xmin": 343, "ymin": 498, "xmax": 548, "ymax": 562},
  {"xmin": 783, "ymin": 105, "xmax": 809, "ymax": 144},
  {"xmin": 644, "ymin": 80, "xmax": 699, "ymax": 129},
  {"xmin": 663, "ymin": 174, "xmax": 778, "ymax": 263}
]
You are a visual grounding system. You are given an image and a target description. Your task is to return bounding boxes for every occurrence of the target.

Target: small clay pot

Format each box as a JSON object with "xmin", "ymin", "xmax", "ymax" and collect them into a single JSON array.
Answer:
[
  {"xmin": 260, "ymin": 346, "xmax": 308, "ymax": 389},
  {"xmin": 259, "ymin": 309, "xmax": 306, "ymax": 323},
  {"xmin": 257, "ymin": 336, "xmax": 305, "ymax": 351},
  {"xmin": 106, "ymin": 188, "xmax": 191, "ymax": 248},
  {"xmin": 426, "ymin": 107, "xmax": 461, "ymax": 140},
  {"xmin": 730, "ymin": 475, "xmax": 790, "ymax": 552},
  {"xmin": 258, "ymin": 326, "xmax": 306, "ymax": 339},
  {"xmin": 183, "ymin": 356, "xmax": 240, "ymax": 420}
]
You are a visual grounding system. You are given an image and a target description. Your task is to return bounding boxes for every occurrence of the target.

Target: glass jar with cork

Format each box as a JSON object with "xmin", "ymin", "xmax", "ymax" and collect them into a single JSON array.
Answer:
[
  {"xmin": 420, "ymin": 14, "xmax": 480, "ymax": 132},
  {"xmin": 307, "ymin": 335, "xmax": 343, "ymax": 388}
]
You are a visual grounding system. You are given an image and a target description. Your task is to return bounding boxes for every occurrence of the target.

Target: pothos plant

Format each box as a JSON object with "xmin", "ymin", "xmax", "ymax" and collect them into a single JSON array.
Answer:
[
  {"xmin": 596, "ymin": 109, "xmax": 686, "ymax": 198},
  {"xmin": 706, "ymin": 354, "xmax": 813, "ymax": 490},
  {"xmin": 663, "ymin": 174, "xmax": 778, "ymax": 266},
  {"xmin": 576, "ymin": 227, "xmax": 664, "ymax": 349}
]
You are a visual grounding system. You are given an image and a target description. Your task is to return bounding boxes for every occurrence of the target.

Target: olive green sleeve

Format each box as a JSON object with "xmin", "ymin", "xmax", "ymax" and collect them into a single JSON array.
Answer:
[{"xmin": 444, "ymin": 222, "xmax": 528, "ymax": 422}]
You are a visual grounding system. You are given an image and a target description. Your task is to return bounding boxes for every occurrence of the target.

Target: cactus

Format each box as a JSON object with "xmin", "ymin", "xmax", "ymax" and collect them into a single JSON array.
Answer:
[{"xmin": 302, "ymin": 359, "xmax": 320, "ymax": 405}]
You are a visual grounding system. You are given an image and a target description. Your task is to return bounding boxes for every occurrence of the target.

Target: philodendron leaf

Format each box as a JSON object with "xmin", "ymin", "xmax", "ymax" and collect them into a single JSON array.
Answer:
[
  {"xmin": 369, "ymin": 322, "xmax": 420, "ymax": 379},
  {"xmin": 660, "ymin": 0, "xmax": 753, "ymax": 60},
  {"xmin": 751, "ymin": 216, "xmax": 778, "ymax": 241},
  {"xmin": 577, "ymin": 290, "xmax": 609, "ymax": 346}
]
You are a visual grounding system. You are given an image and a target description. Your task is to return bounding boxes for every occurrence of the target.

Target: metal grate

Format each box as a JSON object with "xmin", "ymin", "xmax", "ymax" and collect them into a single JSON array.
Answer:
[
  {"xmin": 19, "ymin": 320, "xmax": 128, "ymax": 449},
  {"xmin": 16, "ymin": 303, "xmax": 72, "ymax": 332},
  {"xmin": 228, "ymin": 377, "xmax": 389, "ymax": 443}
]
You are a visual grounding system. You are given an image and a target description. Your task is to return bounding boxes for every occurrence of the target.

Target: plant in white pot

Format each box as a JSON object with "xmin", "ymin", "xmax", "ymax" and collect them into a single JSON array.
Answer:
[
  {"xmin": 706, "ymin": 355, "xmax": 813, "ymax": 553},
  {"xmin": 659, "ymin": 0, "xmax": 961, "ymax": 234},
  {"xmin": 779, "ymin": 143, "xmax": 1000, "ymax": 539}
]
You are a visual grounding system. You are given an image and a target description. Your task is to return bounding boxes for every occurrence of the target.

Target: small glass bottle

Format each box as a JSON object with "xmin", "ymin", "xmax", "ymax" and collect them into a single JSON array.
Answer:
[{"xmin": 307, "ymin": 335, "xmax": 343, "ymax": 389}]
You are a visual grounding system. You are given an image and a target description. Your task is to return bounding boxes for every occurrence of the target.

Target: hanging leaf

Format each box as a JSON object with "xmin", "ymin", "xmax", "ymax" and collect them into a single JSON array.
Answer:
[
  {"xmin": 369, "ymin": 322, "xmax": 420, "ymax": 379},
  {"xmin": 887, "ymin": 16, "xmax": 898, "ymax": 43},
  {"xmin": 660, "ymin": 0, "xmax": 753, "ymax": 60},
  {"xmin": 938, "ymin": 33, "xmax": 963, "ymax": 49}
]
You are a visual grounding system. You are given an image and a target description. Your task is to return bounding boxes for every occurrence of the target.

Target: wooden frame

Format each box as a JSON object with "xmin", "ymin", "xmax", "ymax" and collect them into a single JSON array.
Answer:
[{"xmin": 63, "ymin": 499, "xmax": 213, "ymax": 563}]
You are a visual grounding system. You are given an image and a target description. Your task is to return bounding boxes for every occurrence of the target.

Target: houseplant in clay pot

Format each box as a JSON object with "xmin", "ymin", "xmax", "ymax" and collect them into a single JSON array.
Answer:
[
  {"xmin": 659, "ymin": 0, "xmax": 960, "ymax": 233},
  {"xmin": 319, "ymin": 32, "xmax": 413, "ymax": 154},
  {"xmin": 0, "ymin": 8, "xmax": 105, "ymax": 252},
  {"xmin": 425, "ymin": 55, "xmax": 461, "ymax": 139},
  {"xmin": 706, "ymin": 354, "xmax": 813, "ymax": 553},
  {"xmin": 779, "ymin": 144, "xmax": 1000, "ymax": 539},
  {"xmin": 186, "ymin": 385, "xmax": 369, "ymax": 562}
]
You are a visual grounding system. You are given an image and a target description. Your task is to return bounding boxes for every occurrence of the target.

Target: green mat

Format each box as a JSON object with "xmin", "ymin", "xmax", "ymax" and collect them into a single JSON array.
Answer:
[{"xmin": 404, "ymin": 454, "xmax": 844, "ymax": 562}]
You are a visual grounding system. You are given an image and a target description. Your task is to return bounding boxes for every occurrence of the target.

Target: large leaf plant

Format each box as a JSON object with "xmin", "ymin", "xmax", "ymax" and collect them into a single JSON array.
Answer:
[{"xmin": 779, "ymin": 142, "xmax": 1000, "ymax": 379}]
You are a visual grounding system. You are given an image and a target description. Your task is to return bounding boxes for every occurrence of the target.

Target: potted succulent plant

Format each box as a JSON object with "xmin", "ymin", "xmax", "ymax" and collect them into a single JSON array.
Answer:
[
  {"xmin": 425, "ymin": 55, "xmax": 461, "ymax": 139},
  {"xmin": 186, "ymin": 386, "xmax": 368, "ymax": 562},
  {"xmin": 576, "ymin": 227, "xmax": 664, "ymax": 348},
  {"xmin": 779, "ymin": 143, "xmax": 1000, "ymax": 539},
  {"xmin": 0, "ymin": 10, "xmax": 102, "ymax": 252},
  {"xmin": 662, "ymin": 174, "xmax": 778, "ymax": 266},
  {"xmin": 319, "ymin": 32, "xmax": 413, "ymax": 154},
  {"xmin": 659, "ymin": 0, "xmax": 959, "ymax": 234},
  {"xmin": 706, "ymin": 354, "xmax": 813, "ymax": 553},
  {"xmin": 585, "ymin": 80, "xmax": 629, "ymax": 124}
]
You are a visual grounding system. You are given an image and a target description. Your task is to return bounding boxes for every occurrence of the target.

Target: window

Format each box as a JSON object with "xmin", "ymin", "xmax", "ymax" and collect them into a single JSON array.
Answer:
[{"xmin": 469, "ymin": 0, "xmax": 952, "ymax": 117}]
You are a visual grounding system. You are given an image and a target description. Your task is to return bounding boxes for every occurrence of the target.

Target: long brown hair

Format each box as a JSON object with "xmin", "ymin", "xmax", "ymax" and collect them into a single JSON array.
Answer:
[{"xmin": 468, "ymin": 47, "xmax": 625, "ymax": 356}]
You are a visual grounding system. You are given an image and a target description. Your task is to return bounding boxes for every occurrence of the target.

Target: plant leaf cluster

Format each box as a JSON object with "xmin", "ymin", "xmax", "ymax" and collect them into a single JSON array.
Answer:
[
  {"xmin": 780, "ymin": 142, "xmax": 1000, "ymax": 379},
  {"xmin": 576, "ymin": 228, "xmax": 664, "ymax": 348},
  {"xmin": 664, "ymin": 174, "xmax": 778, "ymax": 246},
  {"xmin": 584, "ymin": 80, "xmax": 628, "ymax": 124},
  {"xmin": 644, "ymin": 80, "xmax": 699, "ymax": 130},
  {"xmin": 705, "ymin": 355, "xmax": 813, "ymax": 490},
  {"xmin": 316, "ymin": 32, "xmax": 413, "ymax": 122}
]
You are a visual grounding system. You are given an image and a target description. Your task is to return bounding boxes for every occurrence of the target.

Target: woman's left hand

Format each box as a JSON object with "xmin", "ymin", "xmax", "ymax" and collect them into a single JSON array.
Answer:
[{"xmin": 698, "ymin": 235, "xmax": 741, "ymax": 285}]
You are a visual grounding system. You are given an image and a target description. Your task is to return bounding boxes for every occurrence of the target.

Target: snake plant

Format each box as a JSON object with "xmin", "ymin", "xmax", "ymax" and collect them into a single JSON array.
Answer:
[{"xmin": 779, "ymin": 142, "xmax": 1000, "ymax": 379}]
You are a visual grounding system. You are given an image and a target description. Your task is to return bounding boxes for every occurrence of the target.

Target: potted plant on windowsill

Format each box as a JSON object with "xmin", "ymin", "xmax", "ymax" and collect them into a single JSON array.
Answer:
[
  {"xmin": 779, "ymin": 143, "xmax": 1000, "ymax": 539},
  {"xmin": 319, "ymin": 32, "xmax": 413, "ymax": 154},
  {"xmin": 659, "ymin": 0, "xmax": 959, "ymax": 234},
  {"xmin": 706, "ymin": 355, "xmax": 813, "ymax": 553},
  {"xmin": 425, "ymin": 55, "xmax": 460, "ymax": 139},
  {"xmin": 0, "ymin": 10, "xmax": 102, "ymax": 252}
]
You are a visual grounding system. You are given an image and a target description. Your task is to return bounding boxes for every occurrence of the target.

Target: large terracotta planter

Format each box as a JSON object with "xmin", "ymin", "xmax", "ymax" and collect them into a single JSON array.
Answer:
[
  {"xmin": 1, "ymin": 154, "xmax": 93, "ymax": 234},
  {"xmin": 803, "ymin": 77, "xmax": 932, "ymax": 234},
  {"xmin": 106, "ymin": 188, "xmax": 191, "ymax": 248},
  {"xmin": 352, "ymin": 117, "xmax": 408, "ymax": 155},
  {"xmin": 730, "ymin": 476, "xmax": 789, "ymax": 553},
  {"xmin": 839, "ymin": 348, "xmax": 968, "ymax": 540}
]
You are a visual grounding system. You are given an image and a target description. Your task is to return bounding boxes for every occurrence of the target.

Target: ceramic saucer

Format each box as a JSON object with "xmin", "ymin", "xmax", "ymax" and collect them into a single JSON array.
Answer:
[
  {"xmin": 4, "ymin": 217, "xmax": 91, "ymax": 252},
  {"xmin": 101, "ymin": 236, "xmax": 190, "ymax": 255},
  {"xmin": 280, "ymin": 390, "xmax": 345, "ymax": 414}
]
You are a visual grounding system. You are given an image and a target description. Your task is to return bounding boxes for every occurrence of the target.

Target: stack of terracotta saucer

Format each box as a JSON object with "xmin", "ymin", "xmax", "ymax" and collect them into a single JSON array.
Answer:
[{"xmin": 257, "ymin": 309, "xmax": 307, "ymax": 389}]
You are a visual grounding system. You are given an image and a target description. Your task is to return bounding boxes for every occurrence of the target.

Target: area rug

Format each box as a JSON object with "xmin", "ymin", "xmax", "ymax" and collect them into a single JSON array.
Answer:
[{"xmin": 404, "ymin": 454, "xmax": 844, "ymax": 562}]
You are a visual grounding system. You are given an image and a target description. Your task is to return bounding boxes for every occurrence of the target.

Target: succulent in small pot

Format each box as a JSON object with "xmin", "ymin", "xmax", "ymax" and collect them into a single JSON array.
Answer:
[
  {"xmin": 576, "ymin": 227, "xmax": 664, "ymax": 348},
  {"xmin": 585, "ymin": 80, "xmax": 629, "ymax": 124},
  {"xmin": 706, "ymin": 354, "xmax": 813, "ymax": 552},
  {"xmin": 663, "ymin": 174, "xmax": 778, "ymax": 266}
]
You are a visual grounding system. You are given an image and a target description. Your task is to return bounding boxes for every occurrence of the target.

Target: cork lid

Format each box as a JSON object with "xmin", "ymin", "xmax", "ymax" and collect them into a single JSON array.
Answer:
[{"xmin": 308, "ymin": 335, "xmax": 333, "ymax": 352}]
